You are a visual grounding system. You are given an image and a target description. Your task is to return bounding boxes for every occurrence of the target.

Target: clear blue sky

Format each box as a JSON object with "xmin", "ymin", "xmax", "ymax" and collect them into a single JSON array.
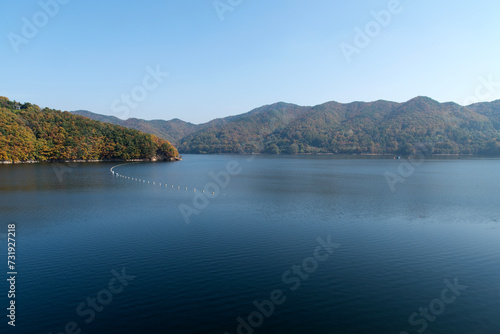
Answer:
[{"xmin": 1, "ymin": 0, "xmax": 500, "ymax": 124}]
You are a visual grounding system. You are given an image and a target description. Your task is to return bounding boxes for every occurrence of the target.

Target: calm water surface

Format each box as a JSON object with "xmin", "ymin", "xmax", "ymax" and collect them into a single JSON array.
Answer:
[{"xmin": 0, "ymin": 155, "xmax": 499, "ymax": 333}]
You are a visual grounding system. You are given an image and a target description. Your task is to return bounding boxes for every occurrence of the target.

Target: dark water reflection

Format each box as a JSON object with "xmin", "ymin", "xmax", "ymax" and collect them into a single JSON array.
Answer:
[{"xmin": 0, "ymin": 155, "xmax": 499, "ymax": 333}]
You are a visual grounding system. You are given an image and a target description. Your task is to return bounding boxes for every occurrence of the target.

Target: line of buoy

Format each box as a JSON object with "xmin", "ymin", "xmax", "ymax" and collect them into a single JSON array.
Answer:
[{"xmin": 110, "ymin": 164, "xmax": 214, "ymax": 196}]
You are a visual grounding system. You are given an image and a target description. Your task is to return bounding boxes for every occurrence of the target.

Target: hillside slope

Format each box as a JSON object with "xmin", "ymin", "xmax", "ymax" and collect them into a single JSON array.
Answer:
[
  {"xmin": 71, "ymin": 110, "xmax": 198, "ymax": 145},
  {"xmin": 180, "ymin": 97, "xmax": 500, "ymax": 155},
  {"xmin": 0, "ymin": 97, "xmax": 179, "ymax": 162},
  {"xmin": 71, "ymin": 97, "xmax": 500, "ymax": 155},
  {"xmin": 178, "ymin": 102, "xmax": 311, "ymax": 153},
  {"xmin": 467, "ymin": 100, "xmax": 500, "ymax": 130}
]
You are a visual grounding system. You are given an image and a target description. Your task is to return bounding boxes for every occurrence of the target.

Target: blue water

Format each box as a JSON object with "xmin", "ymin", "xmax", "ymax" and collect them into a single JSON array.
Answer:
[{"xmin": 0, "ymin": 155, "xmax": 499, "ymax": 333}]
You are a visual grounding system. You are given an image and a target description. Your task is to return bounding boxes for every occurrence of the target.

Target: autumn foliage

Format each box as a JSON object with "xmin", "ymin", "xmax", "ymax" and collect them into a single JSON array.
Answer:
[{"xmin": 0, "ymin": 97, "xmax": 178, "ymax": 162}]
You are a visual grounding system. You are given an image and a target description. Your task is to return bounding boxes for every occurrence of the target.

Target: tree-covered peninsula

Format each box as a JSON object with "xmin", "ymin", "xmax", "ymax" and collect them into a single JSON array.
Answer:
[{"xmin": 0, "ymin": 97, "xmax": 179, "ymax": 163}]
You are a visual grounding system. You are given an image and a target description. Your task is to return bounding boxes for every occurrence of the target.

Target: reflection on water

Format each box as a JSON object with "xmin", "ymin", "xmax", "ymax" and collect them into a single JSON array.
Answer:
[{"xmin": 0, "ymin": 155, "xmax": 499, "ymax": 333}]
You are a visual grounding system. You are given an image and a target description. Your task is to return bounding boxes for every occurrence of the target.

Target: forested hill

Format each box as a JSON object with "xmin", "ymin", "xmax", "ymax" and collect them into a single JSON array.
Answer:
[
  {"xmin": 73, "ymin": 97, "xmax": 500, "ymax": 155},
  {"xmin": 177, "ymin": 97, "xmax": 500, "ymax": 155},
  {"xmin": 0, "ymin": 97, "xmax": 179, "ymax": 163},
  {"xmin": 71, "ymin": 102, "xmax": 312, "ymax": 148}
]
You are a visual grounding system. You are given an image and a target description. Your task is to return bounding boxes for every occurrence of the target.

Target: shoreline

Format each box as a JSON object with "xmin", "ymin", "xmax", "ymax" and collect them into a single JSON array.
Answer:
[
  {"xmin": 176, "ymin": 152, "xmax": 487, "ymax": 157},
  {"xmin": 0, "ymin": 156, "xmax": 181, "ymax": 165},
  {"xmin": 2, "ymin": 153, "xmax": 498, "ymax": 164}
]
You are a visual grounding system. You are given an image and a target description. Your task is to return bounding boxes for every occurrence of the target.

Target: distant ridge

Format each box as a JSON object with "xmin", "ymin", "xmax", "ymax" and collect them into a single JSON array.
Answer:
[
  {"xmin": 71, "ymin": 97, "xmax": 500, "ymax": 155},
  {"xmin": 71, "ymin": 110, "xmax": 198, "ymax": 145}
]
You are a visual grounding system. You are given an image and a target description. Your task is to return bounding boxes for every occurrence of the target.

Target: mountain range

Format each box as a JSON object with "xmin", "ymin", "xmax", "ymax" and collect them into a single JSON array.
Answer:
[{"xmin": 72, "ymin": 97, "xmax": 500, "ymax": 156}]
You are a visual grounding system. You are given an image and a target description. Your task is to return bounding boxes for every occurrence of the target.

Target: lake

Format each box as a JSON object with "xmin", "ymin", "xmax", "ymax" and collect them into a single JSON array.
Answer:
[{"xmin": 1, "ymin": 155, "xmax": 499, "ymax": 333}]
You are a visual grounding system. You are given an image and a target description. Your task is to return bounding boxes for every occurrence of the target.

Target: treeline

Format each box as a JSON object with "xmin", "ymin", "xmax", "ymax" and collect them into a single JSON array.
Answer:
[{"xmin": 0, "ymin": 97, "xmax": 179, "ymax": 162}]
